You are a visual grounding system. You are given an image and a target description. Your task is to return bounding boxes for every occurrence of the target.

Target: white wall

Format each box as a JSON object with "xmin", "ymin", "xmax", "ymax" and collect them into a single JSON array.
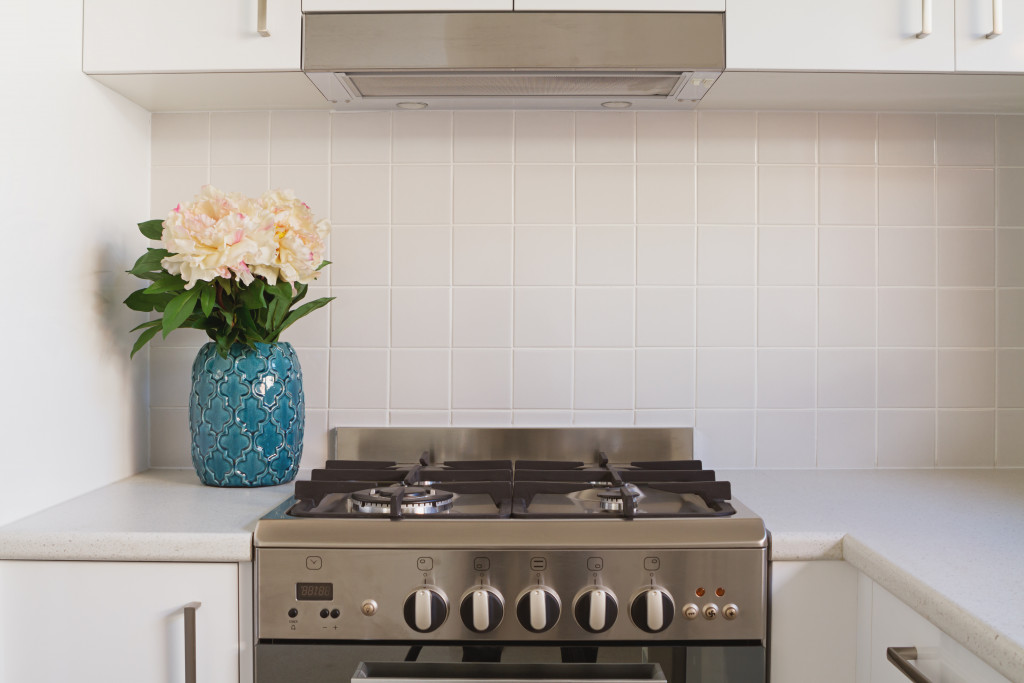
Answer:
[
  {"xmin": 0, "ymin": 1, "xmax": 151, "ymax": 525},
  {"xmin": 147, "ymin": 110, "xmax": 1024, "ymax": 470}
]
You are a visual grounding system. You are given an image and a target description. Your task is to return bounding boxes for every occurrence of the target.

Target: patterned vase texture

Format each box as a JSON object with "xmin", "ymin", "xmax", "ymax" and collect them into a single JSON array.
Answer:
[{"xmin": 189, "ymin": 342, "xmax": 304, "ymax": 487}]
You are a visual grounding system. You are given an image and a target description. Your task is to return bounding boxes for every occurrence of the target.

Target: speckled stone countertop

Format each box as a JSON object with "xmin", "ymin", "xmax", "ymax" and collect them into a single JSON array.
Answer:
[{"xmin": 1, "ymin": 468, "xmax": 1022, "ymax": 680}]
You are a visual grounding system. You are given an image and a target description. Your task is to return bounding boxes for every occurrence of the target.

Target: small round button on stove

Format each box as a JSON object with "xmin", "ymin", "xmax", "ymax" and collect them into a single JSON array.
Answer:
[
  {"xmin": 330, "ymin": 608, "xmax": 341, "ymax": 619},
  {"xmin": 320, "ymin": 608, "xmax": 330, "ymax": 619},
  {"xmin": 702, "ymin": 603, "xmax": 719, "ymax": 620},
  {"xmin": 723, "ymin": 604, "xmax": 739, "ymax": 620},
  {"xmin": 288, "ymin": 608, "xmax": 298, "ymax": 618},
  {"xmin": 682, "ymin": 604, "xmax": 699, "ymax": 620}
]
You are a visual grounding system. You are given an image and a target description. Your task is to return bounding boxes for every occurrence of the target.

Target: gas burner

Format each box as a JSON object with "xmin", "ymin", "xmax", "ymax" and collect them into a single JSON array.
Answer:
[
  {"xmin": 595, "ymin": 483, "xmax": 642, "ymax": 511},
  {"xmin": 351, "ymin": 485, "xmax": 455, "ymax": 515}
]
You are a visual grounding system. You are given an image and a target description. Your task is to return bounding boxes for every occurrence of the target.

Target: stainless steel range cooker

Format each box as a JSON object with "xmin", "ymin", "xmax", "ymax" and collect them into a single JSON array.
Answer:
[{"xmin": 253, "ymin": 428, "xmax": 771, "ymax": 683}]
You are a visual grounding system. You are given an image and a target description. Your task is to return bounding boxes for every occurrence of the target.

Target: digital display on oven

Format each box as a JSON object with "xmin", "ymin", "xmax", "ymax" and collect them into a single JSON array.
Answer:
[{"xmin": 295, "ymin": 582, "xmax": 333, "ymax": 601}]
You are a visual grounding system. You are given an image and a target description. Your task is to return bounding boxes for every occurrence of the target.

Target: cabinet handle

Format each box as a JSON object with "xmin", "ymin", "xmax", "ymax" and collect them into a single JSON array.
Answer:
[
  {"xmin": 184, "ymin": 602, "xmax": 202, "ymax": 683},
  {"xmin": 986, "ymin": 0, "xmax": 1003, "ymax": 38},
  {"xmin": 257, "ymin": 0, "xmax": 271, "ymax": 37},
  {"xmin": 916, "ymin": 0, "xmax": 933, "ymax": 38},
  {"xmin": 887, "ymin": 647, "xmax": 935, "ymax": 683}
]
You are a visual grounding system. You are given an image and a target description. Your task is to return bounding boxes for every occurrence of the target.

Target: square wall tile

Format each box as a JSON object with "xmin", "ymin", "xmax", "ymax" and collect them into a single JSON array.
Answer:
[
  {"xmin": 513, "ymin": 350, "xmax": 572, "ymax": 409},
  {"xmin": 454, "ymin": 165, "xmax": 513, "ymax": 224},
  {"xmin": 452, "ymin": 411, "xmax": 513, "ymax": 426},
  {"xmin": 937, "ymin": 168, "xmax": 995, "ymax": 227},
  {"xmin": 210, "ymin": 166, "xmax": 268, "ymax": 196},
  {"xmin": 878, "ymin": 167, "xmax": 935, "ymax": 226},
  {"xmin": 391, "ymin": 288, "xmax": 450, "ymax": 348},
  {"xmin": 998, "ymin": 289, "xmax": 1024, "ymax": 347},
  {"xmin": 937, "ymin": 410, "xmax": 995, "ymax": 466},
  {"xmin": 997, "ymin": 410, "xmax": 1024, "ymax": 466},
  {"xmin": 514, "ymin": 111, "xmax": 573, "ymax": 163},
  {"xmin": 637, "ymin": 111, "xmax": 695, "ymax": 163},
  {"xmin": 149, "ymin": 347, "xmax": 198, "ymax": 407},
  {"xmin": 695, "ymin": 410, "xmax": 755, "ymax": 467},
  {"xmin": 454, "ymin": 226, "xmax": 512, "ymax": 286},
  {"xmin": 697, "ymin": 111, "xmax": 756, "ymax": 163},
  {"xmin": 389, "ymin": 411, "xmax": 451, "ymax": 426},
  {"xmin": 757, "ymin": 112, "xmax": 816, "ymax": 164},
  {"xmin": 878, "ymin": 349, "xmax": 936, "ymax": 408},
  {"xmin": 329, "ymin": 349, "xmax": 387, "ymax": 408},
  {"xmin": 328, "ymin": 409, "xmax": 388, "ymax": 427},
  {"xmin": 878, "ymin": 114, "xmax": 935, "ymax": 166},
  {"xmin": 637, "ymin": 349, "xmax": 695, "ymax": 409},
  {"xmin": 152, "ymin": 113, "xmax": 209, "ymax": 166},
  {"xmin": 574, "ymin": 350, "xmax": 634, "ymax": 410},
  {"xmin": 819, "ymin": 288, "xmax": 876, "ymax": 347},
  {"xmin": 514, "ymin": 227, "xmax": 573, "ymax": 286},
  {"xmin": 514, "ymin": 410, "xmax": 573, "ymax": 425},
  {"xmin": 149, "ymin": 408, "xmax": 189, "ymax": 468},
  {"xmin": 697, "ymin": 226, "xmax": 755, "ymax": 285},
  {"xmin": 758, "ymin": 166, "xmax": 816, "ymax": 225},
  {"xmin": 819, "ymin": 228, "xmax": 875, "ymax": 286},
  {"xmin": 637, "ymin": 226, "xmax": 696, "ymax": 286},
  {"xmin": 390, "ymin": 349, "xmax": 449, "ymax": 409},
  {"xmin": 878, "ymin": 288, "xmax": 936, "ymax": 347},
  {"xmin": 575, "ymin": 111, "xmax": 635, "ymax": 163},
  {"xmin": 577, "ymin": 226, "xmax": 635, "ymax": 285},
  {"xmin": 939, "ymin": 289, "xmax": 995, "ymax": 347},
  {"xmin": 636, "ymin": 287, "xmax": 696, "ymax": 347},
  {"xmin": 331, "ymin": 165, "xmax": 389, "ymax": 225},
  {"xmin": 454, "ymin": 111, "xmax": 513, "ymax": 162},
  {"xmin": 281, "ymin": 290, "xmax": 329, "ymax": 347},
  {"xmin": 938, "ymin": 349, "xmax": 995, "ymax": 408},
  {"xmin": 758, "ymin": 288, "xmax": 816, "ymax": 347},
  {"xmin": 758, "ymin": 349, "xmax": 816, "ymax": 409},
  {"xmin": 452, "ymin": 349, "xmax": 511, "ymax": 409},
  {"xmin": 151, "ymin": 166, "xmax": 209, "ymax": 217},
  {"xmin": 515, "ymin": 165, "xmax": 574, "ymax": 224},
  {"xmin": 330, "ymin": 288, "xmax": 389, "ymax": 347},
  {"xmin": 331, "ymin": 227, "xmax": 388, "ymax": 286},
  {"xmin": 270, "ymin": 111, "xmax": 329, "ymax": 165},
  {"xmin": 878, "ymin": 411, "xmax": 935, "ymax": 467},
  {"xmin": 575, "ymin": 288, "xmax": 634, "ymax": 348},
  {"xmin": 574, "ymin": 411, "xmax": 635, "ymax": 426},
  {"xmin": 817, "ymin": 411, "xmax": 876, "ymax": 468},
  {"xmin": 996, "ymin": 115, "xmax": 1024, "ymax": 166},
  {"xmin": 392, "ymin": 111, "xmax": 451, "ymax": 163},
  {"xmin": 210, "ymin": 111, "xmax": 268, "ymax": 165},
  {"xmin": 997, "ymin": 168, "xmax": 1024, "ymax": 226},
  {"xmin": 392, "ymin": 165, "xmax": 451, "ymax": 225},
  {"xmin": 332, "ymin": 112, "xmax": 389, "ymax": 163},
  {"xmin": 758, "ymin": 227, "xmax": 816, "ymax": 286},
  {"xmin": 697, "ymin": 288, "xmax": 756, "ymax": 347},
  {"xmin": 453, "ymin": 288, "xmax": 512, "ymax": 348},
  {"xmin": 637, "ymin": 165, "xmax": 695, "ymax": 225},
  {"xmin": 635, "ymin": 410, "xmax": 695, "ymax": 427},
  {"xmin": 756, "ymin": 411, "xmax": 816, "ymax": 468},
  {"xmin": 819, "ymin": 113, "xmax": 876, "ymax": 165},
  {"xmin": 878, "ymin": 228, "xmax": 935, "ymax": 286},
  {"xmin": 999, "ymin": 350, "xmax": 1024, "ymax": 407},
  {"xmin": 938, "ymin": 228, "xmax": 994, "ymax": 286},
  {"xmin": 818, "ymin": 349, "xmax": 876, "ymax": 409},
  {"xmin": 820, "ymin": 166, "xmax": 876, "ymax": 226},
  {"xmin": 575, "ymin": 165, "xmax": 634, "ymax": 225},
  {"xmin": 998, "ymin": 229, "xmax": 1024, "ymax": 286},
  {"xmin": 696, "ymin": 349, "xmax": 756, "ymax": 408},
  {"xmin": 514, "ymin": 288, "xmax": 573, "ymax": 347},
  {"xmin": 270, "ymin": 166, "xmax": 329, "ymax": 222},
  {"xmin": 937, "ymin": 114, "xmax": 994, "ymax": 166},
  {"xmin": 392, "ymin": 226, "xmax": 451, "ymax": 286},
  {"xmin": 697, "ymin": 165, "xmax": 755, "ymax": 225}
]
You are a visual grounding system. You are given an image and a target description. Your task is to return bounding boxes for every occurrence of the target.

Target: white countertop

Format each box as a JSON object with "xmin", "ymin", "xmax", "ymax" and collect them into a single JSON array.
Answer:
[{"xmin": 1, "ymin": 468, "xmax": 1022, "ymax": 680}]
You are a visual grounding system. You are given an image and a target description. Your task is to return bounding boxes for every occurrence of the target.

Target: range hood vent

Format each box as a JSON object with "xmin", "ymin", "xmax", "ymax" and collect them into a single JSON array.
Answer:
[{"xmin": 303, "ymin": 12, "xmax": 724, "ymax": 110}]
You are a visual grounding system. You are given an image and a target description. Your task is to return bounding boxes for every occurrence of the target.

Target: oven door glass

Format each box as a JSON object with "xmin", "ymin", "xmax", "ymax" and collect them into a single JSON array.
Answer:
[{"xmin": 352, "ymin": 661, "xmax": 666, "ymax": 682}]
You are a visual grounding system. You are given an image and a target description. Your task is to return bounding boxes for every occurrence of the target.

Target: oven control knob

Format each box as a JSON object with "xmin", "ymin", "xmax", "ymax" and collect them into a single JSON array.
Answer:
[
  {"xmin": 403, "ymin": 587, "xmax": 448, "ymax": 633},
  {"xmin": 573, "ymin": 586, "xmax": 618, "ymax": 633},
  {"xmin": 516, "ymin": 587, "xmax": 561, "ymax": 633},
  {"xmin": 630, "ymin": 588, "xmax": 675, "ymax": 633},
  {"xmin": 460, "ymin": 587, "xmax": 504, "ymax": 633}
]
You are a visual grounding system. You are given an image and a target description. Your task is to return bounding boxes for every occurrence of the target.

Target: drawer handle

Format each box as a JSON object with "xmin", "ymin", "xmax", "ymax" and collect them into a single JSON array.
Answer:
[
  {"xmin": 986, "ymin": 0, "xmax": 1003, "ymax": 38},
  {"xmin": 887, "ymin": 647, "xmax": 935, "ymax": 683},
  {"xmin": 916, "ymin": 0, "xmax": 933, "ymax": 38},
  {"xmin": 257, "ymin": 0, "xmax": 271, "ymax": 37},
  {"xmin": 185, "ymin": 602, "xmax": 202, "ymax": 683}
]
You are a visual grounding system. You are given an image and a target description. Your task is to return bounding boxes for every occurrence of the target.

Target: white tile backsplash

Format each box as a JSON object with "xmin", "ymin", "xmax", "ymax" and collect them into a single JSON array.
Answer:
[{"xmin": 148, "ymin": 109, "xmax": 1023, "ymax": 469}]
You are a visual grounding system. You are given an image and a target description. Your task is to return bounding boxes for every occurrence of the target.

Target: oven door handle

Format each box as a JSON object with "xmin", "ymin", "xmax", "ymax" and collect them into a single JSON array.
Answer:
[
  {"xmin": 887, "ymin": 647, "xmax": 935, "ymax": 683},
  {"xmin": 184, "ymin": 601, "xmax": 202, "ymax": 683}
]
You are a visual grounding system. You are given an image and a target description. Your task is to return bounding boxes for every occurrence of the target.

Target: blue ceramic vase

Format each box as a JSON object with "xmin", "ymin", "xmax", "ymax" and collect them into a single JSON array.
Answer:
[{"xmin": 189, "ymin": 342, "xmax": 304, "ymax": 487}]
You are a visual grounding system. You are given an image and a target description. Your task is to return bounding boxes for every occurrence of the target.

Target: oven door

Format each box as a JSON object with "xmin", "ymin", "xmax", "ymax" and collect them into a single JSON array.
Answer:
[{"xmin": 352, "ymin": 661, "xmax": 666, "ymax": 682}]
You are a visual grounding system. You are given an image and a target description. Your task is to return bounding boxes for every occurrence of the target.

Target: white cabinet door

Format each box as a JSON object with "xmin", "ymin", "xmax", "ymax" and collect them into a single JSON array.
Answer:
[
  {"xmin": 956, "ymin": 0, "xmax": 1024, "ymax": 72},
  {"xmin": 0, "ymin": 561, "xmax": 240, "ymax": 683},
  {"xmin": 83, "ymin": 0, "xmax": 301, "ymax": 74},
  {"xmin": 512, "ymin": 1, "xmax": 724, "ymax": 10},
  {"xmin": 303, "ymin": 0, "xmax": 512, "ymax": 9},
  {"xmin": 770, "ymin": 561, "xmax": 859, "ymax": 683},
  {"xmin": 726, "ymin": 0, "xmax": 955, "ymax": 72}
]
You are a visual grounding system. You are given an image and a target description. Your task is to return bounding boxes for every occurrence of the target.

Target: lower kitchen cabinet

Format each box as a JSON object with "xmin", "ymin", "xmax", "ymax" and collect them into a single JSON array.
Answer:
[{"xmin": 0, "ymin": 560, "xmax": 245, "ymax": 683}]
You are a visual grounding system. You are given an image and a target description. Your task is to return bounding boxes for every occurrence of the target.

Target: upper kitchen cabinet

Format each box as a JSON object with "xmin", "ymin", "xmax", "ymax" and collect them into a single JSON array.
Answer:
[
  {"xmin": 303, "ymin": 0, "xmax": 512, "ymax": 9},
  {"xmin": 956, "ymin": 0, "xmax": 1024, "ymax": 72},
  {"xmin": 512, "ymin": 1, "xmax": 724, "ymax": 9},
  {"xmin": 726, "ymin": 0, "xmax": 955, "ymax": 72},
  {"xmin": 83, "ymin": 0, "xmax": 302, "ymax": 73}
]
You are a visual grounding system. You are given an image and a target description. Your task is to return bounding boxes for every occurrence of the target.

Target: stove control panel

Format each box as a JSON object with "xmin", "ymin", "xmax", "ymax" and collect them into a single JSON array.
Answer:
[{"xmin": 256, "ymin": 548, "xmax": 767, "ymax": 642}]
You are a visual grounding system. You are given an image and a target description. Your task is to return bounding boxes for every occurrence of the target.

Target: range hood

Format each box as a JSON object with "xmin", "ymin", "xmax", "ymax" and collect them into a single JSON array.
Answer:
[{"xmin": 303, "ymin": 12, "xmax": 724, "ymax": 110}]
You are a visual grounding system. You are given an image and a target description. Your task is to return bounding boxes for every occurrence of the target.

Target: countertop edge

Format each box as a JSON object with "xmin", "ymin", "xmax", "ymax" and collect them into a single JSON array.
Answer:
[{"xmin": 0, "ymin": 531, "xmax": 253, "ymax": 563}]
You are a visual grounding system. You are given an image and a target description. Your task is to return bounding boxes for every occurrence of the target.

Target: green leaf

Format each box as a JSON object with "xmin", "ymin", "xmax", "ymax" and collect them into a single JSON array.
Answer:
[
  {"xmin": 138, "ymin": 219, "xmax": 165, "ymax": 241},
  {"xmin": 200, "ymin": 285, "xmax": 215, "ymax": 317},
  {"xmin": 269, "ymin": 281, "xmax": 293, "ymax": 329},
  {"xmin": 270, "ymin": 296, "xmax": 334, "ymax": 341},
  {"xmin": 130, "ymin": 318, "xmax": 162, "ymax": 333},
  {"xmin": 292, "ymin": 283, "xmax": 308, "ymax": 306},
  {"xmin": 143, "ymin": 274, "xmax": 187, "ymax": 295},
  {"xmin": 241, "ymin": 279, "xmax": 267, "ymax": 309},
  {"xmin": 124, "ymin": 290, "xmax": 175, "ymax": 313},
  {"xmin": 162, "ymin": 288, "xmax": 200, "ymax": 338},
  {"xmin": 129, "ymin": 248, "xmax": 169, "ymax": 276},
  {"xmin": 316, "ymin": 260, "xmax": 331, "ymax": 271},
  {"xmin": 130, "ymin": 325, "xmax": 162, "ymax": 358}
]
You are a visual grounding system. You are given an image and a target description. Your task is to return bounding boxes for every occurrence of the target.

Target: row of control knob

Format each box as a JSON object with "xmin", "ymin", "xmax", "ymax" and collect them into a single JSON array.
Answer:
[{"xmin": 403, "ymin": 585, "xmax": 738, "ymax": 633}]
